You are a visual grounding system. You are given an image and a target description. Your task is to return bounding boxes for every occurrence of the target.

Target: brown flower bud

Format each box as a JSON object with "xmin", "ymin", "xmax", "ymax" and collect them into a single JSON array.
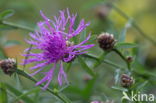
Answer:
[
  {"xmin": 97, "ymin": 33, "xmax": 116, "ymax": 51},
  {"xmin": 126, "ymin": 56, "xmax": 133, "ymax": 62},
  {"xmin": 0, "ymin": 58, "xmax": 17, "ymax": 75},
  {"xmin": 121, "ymin": 74, "xmax": 134, "ymax": 88}
]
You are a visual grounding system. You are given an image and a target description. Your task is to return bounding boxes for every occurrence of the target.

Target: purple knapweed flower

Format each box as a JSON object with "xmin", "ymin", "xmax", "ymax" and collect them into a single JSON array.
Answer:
[{"xmin": 23, "ymin": 9, "xmax": 94, "ymax": 89}]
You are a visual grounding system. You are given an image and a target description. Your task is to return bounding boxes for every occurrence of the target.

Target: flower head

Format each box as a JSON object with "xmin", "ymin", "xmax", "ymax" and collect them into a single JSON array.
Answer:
[
  {"xmin": 0, "ymin": 58, "xmax": 17, "ymax": 76},
  {"xmin": 121, "ymin": 74, "xmax": 134, "ymax": 88},
  {"xmin": 97, "ymin": 32, "xmax": 116, "ymax": 51},
  {"xmin": 23, "ymin": 9, "xmax": 94, "ymax": 89}
]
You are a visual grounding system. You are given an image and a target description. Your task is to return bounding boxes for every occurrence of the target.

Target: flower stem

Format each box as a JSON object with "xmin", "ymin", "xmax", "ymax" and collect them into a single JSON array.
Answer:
[
  {"xmin": 112, "ymin": 49, "xmax": 131, "ymax": 70},
  {"xmin": 82, "ymin": 54, "xmax": 125, "ymax": 69},
  {"xmin": 110, "ymin": 3, "xmax": 156, "ymax": 45},
  {"xmin": 16, "ymin": 69, "xmax": 71, "ymax": 103}
]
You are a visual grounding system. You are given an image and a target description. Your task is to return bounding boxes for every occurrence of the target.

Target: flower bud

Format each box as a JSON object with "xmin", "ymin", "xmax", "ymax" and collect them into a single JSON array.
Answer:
[
  {"xmin": 0, "ymin": 58, "xmax": 17, "ymax": 75},
  {"xmin": 121, "ymin": 74, "xmax": 134, "ymax": 88},
  {"xmin": 97, "ymin": 33, "xmax": 116, "ymax": 51},
  {"xmin": 126, "ymin": 56, "xmax": 133, "ymax": 62}
]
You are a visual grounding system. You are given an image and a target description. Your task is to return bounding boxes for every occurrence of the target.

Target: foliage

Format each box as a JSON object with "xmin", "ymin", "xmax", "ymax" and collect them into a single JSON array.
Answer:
[{"xmin": 0, "ymin": 0, "xmax": 156, "ymax": 103}]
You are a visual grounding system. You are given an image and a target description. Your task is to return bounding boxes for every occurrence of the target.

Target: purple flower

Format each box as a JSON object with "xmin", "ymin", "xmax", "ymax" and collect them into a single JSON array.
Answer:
[{"xmin": 23, "ymin": 9, "xmax": 94, "ymax": 89}]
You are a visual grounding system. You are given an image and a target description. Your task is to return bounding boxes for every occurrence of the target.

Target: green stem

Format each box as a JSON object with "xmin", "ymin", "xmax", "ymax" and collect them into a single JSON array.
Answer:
[
  {"xmin": 83, "ymin": 53, "xmax": 132, "ymax": 71},
  {"xmin": 2, "ymin": 21, "xmax": 34, "ymax": 32},
  {"xmin": 93, "ymin": 52, "xmax": 108, "ymax": 68},
  {"xmin": 82, "ymin": 54, "xmax": 125, "ymax": 69},
  {"xmin": 110, "ymin": 3, "xmax": 156, "ymax": 45},
  {"xmin": 112, "ymin": 49, "xmax": 131, "ymax": 70},
  {"xmin": 16, "ymin": 69, "xmax": 71, "ymax": 103}
]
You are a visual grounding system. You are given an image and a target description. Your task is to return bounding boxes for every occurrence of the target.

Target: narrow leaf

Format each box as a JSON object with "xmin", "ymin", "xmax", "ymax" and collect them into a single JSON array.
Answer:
[
  {"xmin": 0, "ymin": 24, "xmax": 15, "ymax": 30},
  {"xmin": 137, "ymin": 81, "xmax": 148, "ymax": 91},
  {"xmin": 65, "ymin": 62, "xmax": 72, "ymax": 73},
  {"xmin": 112, "ymin": 86, "xmax": 128, "ymax": 92},
  {"xmin": 14, "ymin": 88, "xmax": 40, "ymax": 102},
  {"xmin": 115, "ymin": 42, "xmax": 138, "ymax": 49},
  {"xmin": 79, "ymin": 29, "xmax": 86, "ymax": 42},
  {"xmin": 5, "ymin": 83, "xmax": 34, "ymax": 103},
  {"xmin": 118, "ymin": 19, "xmax": 132, "ymax": 42},
  {"xmin": 93, "ymin": 52, "xmax": 108, "ymax": 68},
  {"xmin": 114, "ymin": 69, "xmax": 120, "ymax": 85},
  {"xmin": 82, "ymin": 76, "xmax": 97, "ymax": 99},
  {"xmin": 0, "ymin": 83, "xmax": 8, "ymax": 103},
  {"xmin": 0, "ymin": 10, "xmax": 14, "ymax": 20},
  {"xmin": 78, "ymin": 56, "xmax": 95, "ymax": 77}
]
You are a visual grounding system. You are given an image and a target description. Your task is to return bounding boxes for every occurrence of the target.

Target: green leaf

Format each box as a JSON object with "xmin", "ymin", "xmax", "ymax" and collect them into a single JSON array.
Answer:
[
  {"xmin": 112, "ymin": 86, "xmax": 128, "ymax": 92},
  {"xmin": 78, "ymin": 56, "xmax": 95, "ymax": 77},
  {"xmin": 4, "ymin": 40, "xmax": 20, "ymax": 47},
  {"xmin": 118, "ymin": 19, "xmax": 132, "ymax": 42},
  {"xmin": 114, "ymin": 69, "xmax": 120, "ymax": 85},
  {"xmin": 59, "ymin": 83, "xmax": 70, "ymax": 92},
  {"xmin": 79, "ymin": 29, "xmax": 87, "ymax": 42},
  {"xmin": 0, "ymin": 83, "xmax": 8, "ymax": 103},
  {"xmin": 0, "ymin": 24, "xmax": 15, "ymax": 30},
  {"xmin": 65, "ymin": 86, "xmax": 83, "ymax": 95},
  {"xmin": 14, "ymin": 73, "xmax": 22, "ymax": 90},
  {"xmin": 1, "ymin": 21, "xmax": 34, "ymax": 32},
  {"xmin": 136, "ymin": 81, "xmax": 148, "ymax": 91},
  {"xmin": 82, "ymin": 76, "xmax": 97, "ymax": 100},
  {"xmin": 5, "ymin": 83, "xmax": 34, "ymax": 103},
  {"xmin": 65, "ymin": 62, "xmax": 72, "ymax": 73},
  {"xmin": 13, "ymin": 87, "xmax": 40, "ymax": 102},
  {"xmin": 16, "ymin": 69, "xmax": 72, "ymax": 103},
  {"xmin": 115, "ymin": 42, "xmax": 138, "ymax": 49},
  {"xmin": 133, "ymin": 62, "xmax": 156, "ymax": 78},
  {"xmin": 93, "ymin": 52, "xmax": 108, "ymax": 68},
  {"xmin": 89, "ymin": 35, "xmax": 97, "ymax": 42},
  {"xmin": 82, "ymin": 53, "xmax": 98, "ymax": 61},
  {"xmin": 0, "ymin": 10, "xmax": 14, "ymax": 20}
]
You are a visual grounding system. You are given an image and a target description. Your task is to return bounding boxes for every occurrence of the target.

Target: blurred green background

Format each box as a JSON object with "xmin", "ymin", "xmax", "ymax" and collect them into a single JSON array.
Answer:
[{"xmin": 0, "ymin": 0, "xmax": 156, "ymax": 103}]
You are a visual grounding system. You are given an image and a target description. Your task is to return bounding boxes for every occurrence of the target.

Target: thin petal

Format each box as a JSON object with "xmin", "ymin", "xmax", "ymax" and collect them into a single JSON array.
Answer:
[
  {"xmin": 29, "ymin": 68, "xmax": 44, "ymax": 76},
  {"xmin": 30, "ymin": 62, "xmax": 48, "ymax": 70},
  {"xmin": 58, "ymin": 61, "xmax": 68, "ymax": 86}
]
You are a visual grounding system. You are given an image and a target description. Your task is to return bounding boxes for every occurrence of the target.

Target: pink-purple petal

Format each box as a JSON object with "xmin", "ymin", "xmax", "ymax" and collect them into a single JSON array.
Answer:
[{"xmin": 22, "ymin": 9, "xmax": 94, "ymax": 89}]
